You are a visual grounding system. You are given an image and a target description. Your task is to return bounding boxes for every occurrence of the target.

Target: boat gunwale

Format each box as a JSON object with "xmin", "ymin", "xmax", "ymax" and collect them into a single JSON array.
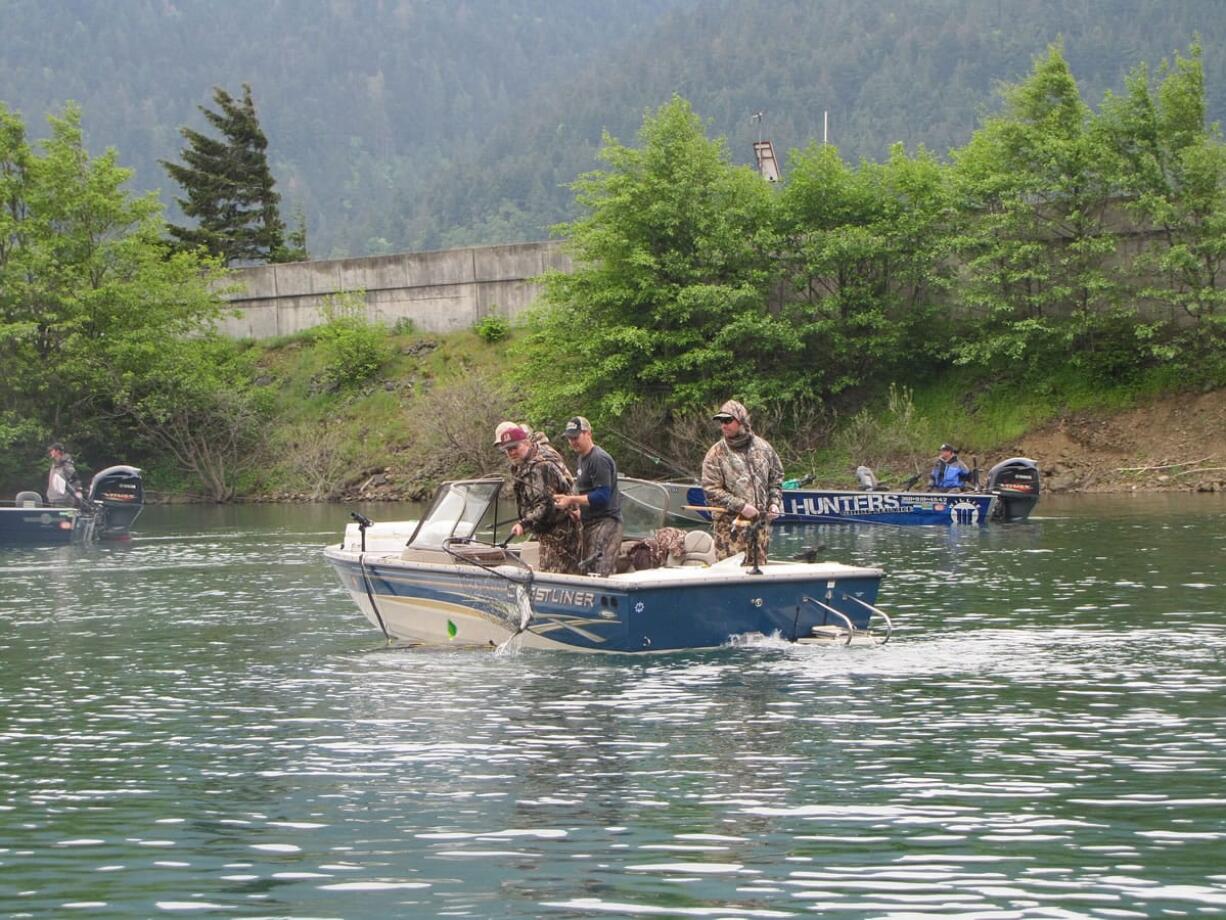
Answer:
[{"xmin": 323, "ymin": 544, "xmax": 883, "ymax": 590}]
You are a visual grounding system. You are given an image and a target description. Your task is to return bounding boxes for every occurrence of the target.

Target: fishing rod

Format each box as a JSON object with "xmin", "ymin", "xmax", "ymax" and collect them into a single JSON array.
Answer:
[{"xmin": 606, "ymin": 429, "xmax": 697, "ymax": 481}]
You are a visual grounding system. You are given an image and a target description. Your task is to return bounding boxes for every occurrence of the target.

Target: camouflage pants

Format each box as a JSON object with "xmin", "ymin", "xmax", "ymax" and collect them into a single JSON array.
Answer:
[
  {"xmin": 712, "ymin": 513, "xmax": 771, "ymax": 564},
  {"xmin": 580, "ymin": 516, "xmax": 624, "ymax": 576},
  {"xmin": 537, "ymin": 518, "xmax": 582, "ymax": 574}
]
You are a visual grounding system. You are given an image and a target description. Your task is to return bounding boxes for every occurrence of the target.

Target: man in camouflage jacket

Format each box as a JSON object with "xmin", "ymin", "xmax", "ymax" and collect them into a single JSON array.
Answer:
[
  {"xmin": 700, "ymin": 400, "xmax": 784, "ymax": 562},
  {"xmin": 494, "ymin": 421, "xmax": 573, "ymax": 487},
  {"xmin": 496, "ymin": 425, "xmax": 580, "ymax": 574}
]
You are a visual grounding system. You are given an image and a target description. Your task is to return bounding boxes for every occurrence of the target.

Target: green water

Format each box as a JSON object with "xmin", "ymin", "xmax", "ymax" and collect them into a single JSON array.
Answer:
[{"xmin": 0, "ymin": 494, "xmax": 1223, "ymax": 918}]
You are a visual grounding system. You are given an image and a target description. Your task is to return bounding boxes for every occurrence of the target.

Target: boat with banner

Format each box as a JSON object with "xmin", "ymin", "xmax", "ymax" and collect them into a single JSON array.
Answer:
[
  {"xmin": 323, "ymin": 477, "xmax": 892, "ymax": 652},
  {"xmin": 0, "ymin": 465, "xmax": 145, "ymax": 546},
  {"xmin": 682, "ymin": 457, "xmax": 1041, "ymax": 527}
]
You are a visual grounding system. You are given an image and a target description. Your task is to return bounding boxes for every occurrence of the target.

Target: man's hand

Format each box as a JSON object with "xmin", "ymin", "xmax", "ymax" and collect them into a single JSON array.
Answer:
[
  {"xmin": 741, "ymin": 503, "xmax": 759, "ymax": 519},
  {"xmin": 766, "ymin": 505, "xmax": 781, "ymax": 523},
  {"xmin": 511, "ymin": 522, "xmax": 525, "ymax": 537}
]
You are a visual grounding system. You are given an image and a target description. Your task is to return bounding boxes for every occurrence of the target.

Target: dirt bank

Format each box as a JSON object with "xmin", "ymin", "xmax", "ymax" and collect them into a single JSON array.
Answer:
[
  {"xmin": 1011, "ymin": 388, "xmax": 1226, "ymax": 494},
  {"xmin": 258, "ymin": 389, "xmax": 1226, "ymax": 503}
]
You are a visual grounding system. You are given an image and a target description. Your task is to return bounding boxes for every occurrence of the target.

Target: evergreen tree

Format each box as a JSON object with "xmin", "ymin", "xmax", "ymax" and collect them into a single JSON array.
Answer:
[{"xmin": 162, "ymin": 84, "xmax": 297, "ymax": 265}]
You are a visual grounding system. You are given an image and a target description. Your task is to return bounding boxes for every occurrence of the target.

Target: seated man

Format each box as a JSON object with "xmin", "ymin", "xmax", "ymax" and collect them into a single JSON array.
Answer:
[
  {"xmin": 625, "ymin": 527, "xmax": 689, "ymax": 570},
  {"xmin": 929, "ymin": 443, "xmax": 971, "ymax": 492}
]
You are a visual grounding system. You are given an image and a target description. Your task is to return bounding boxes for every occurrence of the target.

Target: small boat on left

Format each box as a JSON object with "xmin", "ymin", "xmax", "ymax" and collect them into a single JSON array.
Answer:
[{"xmin": 0, "ymin": 466, "xmax": 145, "ymax": 547}]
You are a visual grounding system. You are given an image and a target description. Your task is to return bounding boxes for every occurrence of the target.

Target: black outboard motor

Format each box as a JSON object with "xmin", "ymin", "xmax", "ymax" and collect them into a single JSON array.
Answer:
[
  {"xmin": 87, "ymin": 465, "xmax": 144, "ymax": 539},
  {"xmin": 985, "ymin": 457, "xmax": 1040, "ymax": 522}
]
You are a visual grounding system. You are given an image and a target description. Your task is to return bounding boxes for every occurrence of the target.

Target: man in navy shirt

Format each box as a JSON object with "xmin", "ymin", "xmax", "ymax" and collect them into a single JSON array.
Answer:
[{"xmin": 553, "ymin": 416, "xmax": 623, "ymax": 576}]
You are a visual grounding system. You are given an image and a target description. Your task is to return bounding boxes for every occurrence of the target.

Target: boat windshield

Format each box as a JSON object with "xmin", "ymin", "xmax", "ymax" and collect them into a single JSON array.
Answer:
[{"xmin": 409, "ymin": 480, "xmax": 503, "ymax": 549}]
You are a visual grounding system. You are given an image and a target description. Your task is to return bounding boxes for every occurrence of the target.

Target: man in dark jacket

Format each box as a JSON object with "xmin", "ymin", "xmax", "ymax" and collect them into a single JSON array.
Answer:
[
  {"xmin": 553, "ymin": 416, "xmax": 622, "ymax": 576},
  {"xmin": 46, "ymin": 442, "xmax": 83, "ymax": 507}
]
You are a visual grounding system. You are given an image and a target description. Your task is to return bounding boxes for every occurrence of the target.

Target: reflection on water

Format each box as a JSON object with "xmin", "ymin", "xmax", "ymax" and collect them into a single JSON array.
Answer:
[{"xmin": 0, "ymin": 494, "xmax": 1224, "ymax": 917}]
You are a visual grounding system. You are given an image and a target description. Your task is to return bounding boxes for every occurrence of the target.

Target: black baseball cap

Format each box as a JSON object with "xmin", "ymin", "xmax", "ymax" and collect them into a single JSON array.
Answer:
[{"xmin": 562, "ymin": 416, "xmax": 592, "ymax": 438}]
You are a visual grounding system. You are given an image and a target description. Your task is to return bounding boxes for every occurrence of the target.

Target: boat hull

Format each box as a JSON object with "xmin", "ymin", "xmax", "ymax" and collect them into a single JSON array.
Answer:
[
  {"xmin": 325, "ymin": 548, "xmax": 884, "ymax": 653},
  {"xmin": 0, "ymin": 506, "xmax": 82, "ymax": 545},
  {"xmin": 686, "ymin": 486, "xmax": 998, "ymax": 526}
]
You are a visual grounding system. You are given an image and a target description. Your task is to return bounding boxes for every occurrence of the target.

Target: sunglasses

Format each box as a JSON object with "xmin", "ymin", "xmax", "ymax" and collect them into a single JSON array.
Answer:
[{"xmin": 714, "ymin": 416, "xmax": 736, "ymax": 423}]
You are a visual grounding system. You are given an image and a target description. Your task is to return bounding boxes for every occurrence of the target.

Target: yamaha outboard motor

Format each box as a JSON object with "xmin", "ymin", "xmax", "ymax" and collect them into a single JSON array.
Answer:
[
  {"xmin": 985, "ymin": 457, "xmax": 1040, "ymax": 522},
  {"xmin": 87, "ymin": 465, "xmax": 144, "ymax": 539}
]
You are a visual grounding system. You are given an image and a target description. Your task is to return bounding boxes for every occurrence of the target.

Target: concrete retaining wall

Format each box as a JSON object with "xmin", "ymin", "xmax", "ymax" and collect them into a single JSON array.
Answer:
[
  {"xmin": 221, "ymin": 240, "xmax": 571, "ymax": 338},
  {"xmin": 220, "ymin": 215, "xmax": 1180, "ymax": 340}
]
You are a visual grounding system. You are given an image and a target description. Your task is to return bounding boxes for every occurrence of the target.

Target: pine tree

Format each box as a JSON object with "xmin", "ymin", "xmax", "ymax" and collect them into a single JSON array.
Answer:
[{"xmin": 163, "ymin": 84, "xmax": 299, "ymax": 264}]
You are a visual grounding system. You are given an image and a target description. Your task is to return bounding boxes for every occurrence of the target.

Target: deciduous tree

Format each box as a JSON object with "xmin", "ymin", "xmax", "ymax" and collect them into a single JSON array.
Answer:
[
  {"xmin": 776, "ymin": 141, "xmax": 955, "ymax": 394},
  {"xmin": 0, "ymin": 101, "xmax": 261, "ymax": 499},
  {"xmin": 1102, "ymin": 43, "xmax": 1226, "ymax": 363},
  {"xmin": 950, "ymin": 44, "xmax": 1123, "ymax": 374},
  {"xmin": 515, "ymin": 96, "xmax": 789, "ymax": 421}
]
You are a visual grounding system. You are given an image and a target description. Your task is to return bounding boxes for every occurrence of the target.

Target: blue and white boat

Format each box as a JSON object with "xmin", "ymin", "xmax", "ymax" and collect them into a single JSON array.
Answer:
[
  {"xmin": 684, "ymin": 458, "xmax": 1042, "ymax": 527},
  {"xmin": 324, "ymin": 478, "xmax": 892, "ymax": 652}
]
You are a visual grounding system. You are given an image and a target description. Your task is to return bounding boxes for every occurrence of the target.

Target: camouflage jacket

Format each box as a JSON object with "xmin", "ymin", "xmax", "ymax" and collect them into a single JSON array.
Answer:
[
  {"xmin": 513, "ymin": 448, "xmax": 574, "ymax": 535},
  {"xmin": 701, "ymin": 434, "xmax": 784, "ymax": 516},
  {"xmin": 532, "ymin": 432, "xmax": 574, "ymax": 489}
]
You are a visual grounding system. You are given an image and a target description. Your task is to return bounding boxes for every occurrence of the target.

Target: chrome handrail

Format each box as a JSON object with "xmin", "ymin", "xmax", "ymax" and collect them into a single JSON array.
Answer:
[
  {"xmin": 799, "ymin": 595, "xmax": 855, "ymax": 646},
  {"xmin": 843, "ymin": 594, "xmax": 893, "ymax": 645}
]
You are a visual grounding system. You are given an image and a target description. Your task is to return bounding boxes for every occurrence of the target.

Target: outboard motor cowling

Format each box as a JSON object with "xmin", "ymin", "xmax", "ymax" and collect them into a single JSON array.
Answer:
[
  {"xmin": 87, "ymin": 465, "xmax": 144, "ymax": 539},
  {"xmin": 855, "ymin": 465, "xmax": 879, "ymax": 491},
  {"xmin": 985, "ymin": 457, "xmax": 1040, "ymax": 522}
]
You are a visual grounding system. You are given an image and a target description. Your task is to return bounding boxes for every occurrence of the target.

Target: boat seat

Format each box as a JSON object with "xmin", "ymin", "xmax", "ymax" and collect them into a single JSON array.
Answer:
[
  {"xmin": 614, "ymin": 539, "xmax": 644, "ymax": 574},
  {"xmin": 680, "ymin": 529, "xmax": 718, "ymax": 566},
  {"xmin": 15, "ymin": 490, "xmax": 41, "ymax": 508},
  {"xmin": 515, "ymin": 540, "xmax": 541, "ymax": 569}
]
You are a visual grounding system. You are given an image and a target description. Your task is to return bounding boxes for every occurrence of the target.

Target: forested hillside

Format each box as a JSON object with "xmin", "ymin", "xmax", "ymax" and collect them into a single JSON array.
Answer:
[
  {"xmin": 0, "ymin": 0, "xmax": 689, "ymax": 257},
  {"xmin": 3, "ymin": 0, "xmax": 1225, "ymax": 257}
]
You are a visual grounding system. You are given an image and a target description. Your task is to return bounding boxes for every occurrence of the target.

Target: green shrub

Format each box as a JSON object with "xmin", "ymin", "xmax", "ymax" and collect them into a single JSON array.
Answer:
[
  {"xmin": 473, "ymin": 313, "xmax": 510, "ymax": 343},
  {"xmin": 315, "ymin": 292, "xmax": 389, "ymax": 388},
  {"xmin": 833, "ymin": 384, "xmax": 931, "ymax": 466}
]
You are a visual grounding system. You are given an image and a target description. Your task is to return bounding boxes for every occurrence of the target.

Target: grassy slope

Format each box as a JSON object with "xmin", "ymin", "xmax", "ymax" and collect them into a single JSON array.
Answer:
[
  {"xmin": 230, "ymin": 325, "xmax": 1215, "ymax": 501},
  {"xmin": 237, "ymin": 328, "xmax": 514, "ymax": 500},
  {"xmin": 802, "ymin": 363, "xmax": 1202, "ymax": 490}
]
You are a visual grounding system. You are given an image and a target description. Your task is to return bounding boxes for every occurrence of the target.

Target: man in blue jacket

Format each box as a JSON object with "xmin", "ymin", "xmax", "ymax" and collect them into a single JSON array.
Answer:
[{"xmin": 930, "ymin": 443, "xmax": 972, "ymax": 491}]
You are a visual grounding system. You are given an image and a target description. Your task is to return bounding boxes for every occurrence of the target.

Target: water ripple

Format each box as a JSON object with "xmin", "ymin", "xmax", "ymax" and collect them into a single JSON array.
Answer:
[{"xmin": 0, "ymin": 498, "xmax": 1223, "ymax": 917}]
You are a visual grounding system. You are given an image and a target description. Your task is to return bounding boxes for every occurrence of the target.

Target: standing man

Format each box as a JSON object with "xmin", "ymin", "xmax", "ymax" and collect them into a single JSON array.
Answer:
[
  {"xmin": 46, "ymin": 442, "xmax": 83, "ymax": 507},
  {"xmin": 494, "ymin": 421, "xmax": 572, "ymax": 482},
  {"xmin": 553, "ymin": 416, "xmax": 622, "ymax": 576},
  {"xmin": 929, "ymin": 443, "xmax": 971, "ymax": 492},
  {"xmin": 701, "ymin": 400, "xmax": 783, "ymax": 563},
  {"xmin": 496, "ymin": 424, "xmax": 580, "ymax": 574}
]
